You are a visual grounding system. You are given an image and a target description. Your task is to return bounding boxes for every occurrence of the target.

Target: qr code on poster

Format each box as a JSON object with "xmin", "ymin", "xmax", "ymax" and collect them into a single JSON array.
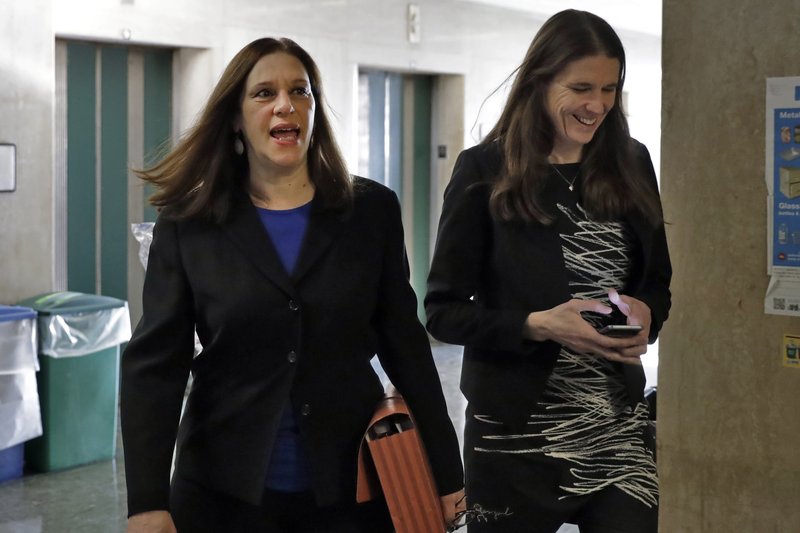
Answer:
[{"xmin": 774, "ymin": 298, "xmax": 786, "ymax": 310}]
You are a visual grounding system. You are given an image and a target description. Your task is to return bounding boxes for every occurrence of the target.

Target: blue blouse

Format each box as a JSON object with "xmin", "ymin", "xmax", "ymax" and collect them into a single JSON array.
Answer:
[{"xmin": 257, "ymin": 201, "xmax": 313, "ymax": 492}]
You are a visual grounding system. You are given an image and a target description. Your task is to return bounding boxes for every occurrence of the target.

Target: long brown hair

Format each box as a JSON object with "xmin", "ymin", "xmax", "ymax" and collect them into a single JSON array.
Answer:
[
  {"xmin": 484, "ymin": 9, "xmax": 663, "ymax": 226},
  {"xmin": 137, "ymin": 37, "xmax": 352, "ymax": 222}
]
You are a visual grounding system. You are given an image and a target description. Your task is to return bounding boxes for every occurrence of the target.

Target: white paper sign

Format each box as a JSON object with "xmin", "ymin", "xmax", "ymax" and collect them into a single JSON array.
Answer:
[{"xmin": 765, "ymin": 77, "xmax": 800, "ymax": 315}]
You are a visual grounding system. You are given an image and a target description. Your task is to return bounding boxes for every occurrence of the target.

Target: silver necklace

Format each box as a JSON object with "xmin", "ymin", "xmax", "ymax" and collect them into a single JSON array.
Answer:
[{"xmin": 551, "ymin": 164, "xmax": 579, "ymax": 191}]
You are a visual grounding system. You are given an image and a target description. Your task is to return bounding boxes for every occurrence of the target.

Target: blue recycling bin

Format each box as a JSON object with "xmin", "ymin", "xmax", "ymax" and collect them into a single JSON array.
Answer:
[{"xmin": 0, "ymin": 304, "xmax": 41, "ymax": 483}]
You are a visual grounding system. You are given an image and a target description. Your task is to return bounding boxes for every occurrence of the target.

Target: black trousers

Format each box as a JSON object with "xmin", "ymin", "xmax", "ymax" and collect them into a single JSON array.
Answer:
[
  {"xmin": 170, "ymin": 476, "xmax": 394, "ymax": 533},
  {"xmin": 463, "ymin": 415, "xmax": 658, "ymax": 533}
]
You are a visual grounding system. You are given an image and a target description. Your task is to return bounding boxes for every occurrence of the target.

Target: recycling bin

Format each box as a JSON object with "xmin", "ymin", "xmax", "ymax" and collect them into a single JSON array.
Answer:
[
  {"xmin": 17, "ymin": 292, "xmax": 131, "ymax": 472},
  {"xmin": 0, "ymin": 304, "xmax": 40, "ymax": 482}
]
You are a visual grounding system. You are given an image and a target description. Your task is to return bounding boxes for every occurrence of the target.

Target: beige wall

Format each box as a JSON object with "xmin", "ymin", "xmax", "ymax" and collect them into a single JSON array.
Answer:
[
  {"xmin": 659, "ymin": 0, "xmax": 800, "ymax": 530},
  {"xmin": 0, "ymin": 0, "xmax": 55, "ymax": 303}
]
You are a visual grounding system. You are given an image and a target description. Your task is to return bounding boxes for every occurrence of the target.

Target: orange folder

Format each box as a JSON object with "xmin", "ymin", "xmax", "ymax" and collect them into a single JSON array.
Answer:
[{"xmin": 356, "ymin": 385, "xmax": 445, "ymax": 533}]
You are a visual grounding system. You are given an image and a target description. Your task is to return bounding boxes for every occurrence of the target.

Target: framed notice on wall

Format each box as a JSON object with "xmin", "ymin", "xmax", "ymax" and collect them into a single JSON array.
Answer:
[
  {"xmin": 0, "ymin": 143, "xmax": 15, "ymax": 192},
  {"xmin": 765, "ymin": 77, "xmax": 800, "ymax": 315}
]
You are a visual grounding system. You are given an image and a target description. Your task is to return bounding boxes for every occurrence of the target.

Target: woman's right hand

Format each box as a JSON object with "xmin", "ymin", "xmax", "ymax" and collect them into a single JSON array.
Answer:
[
  {"xmin": 524, "ymin": 299, "xmax": 644, "ymax": 364},
  {"xmin": 126, "ymin": 511, "xmax": 176, "ymax": 533},
  {"xmin": 440, "ymin": 488, "xmax": 467, "ymax": 529}
]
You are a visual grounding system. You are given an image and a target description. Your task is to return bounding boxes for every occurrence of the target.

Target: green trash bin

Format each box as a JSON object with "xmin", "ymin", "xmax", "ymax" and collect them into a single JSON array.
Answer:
[{"xmin": 17, "ymin": 291, "xmax": 131, "ymax": 472}]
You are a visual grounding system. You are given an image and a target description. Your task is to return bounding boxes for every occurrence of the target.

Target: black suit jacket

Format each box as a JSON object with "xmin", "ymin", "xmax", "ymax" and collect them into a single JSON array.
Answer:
[
  {"xmin": 121, "ymin": 178, "xmax": 463, "ymax": 515},
  {"xmin": 425, "ymin": 141, "xmax": 672, "ymax": 429}
]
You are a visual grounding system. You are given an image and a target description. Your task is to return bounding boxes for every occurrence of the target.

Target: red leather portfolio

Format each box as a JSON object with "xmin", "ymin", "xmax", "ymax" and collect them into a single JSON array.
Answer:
[{"xmin": 356, "ymin": 385, "xmax": 445, "ymax": 533}]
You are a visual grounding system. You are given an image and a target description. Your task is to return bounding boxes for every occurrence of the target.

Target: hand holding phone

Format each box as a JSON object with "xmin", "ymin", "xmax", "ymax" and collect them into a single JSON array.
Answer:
[{"xmin": 597, "ymin": 324, "xmax": 642, "ymax": 337}]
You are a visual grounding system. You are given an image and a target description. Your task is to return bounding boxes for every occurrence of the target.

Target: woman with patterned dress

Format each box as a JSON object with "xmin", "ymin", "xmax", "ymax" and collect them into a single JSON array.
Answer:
[{"xmin": 425, "ymin": 10, "xmax": 671, "ymax": 533}]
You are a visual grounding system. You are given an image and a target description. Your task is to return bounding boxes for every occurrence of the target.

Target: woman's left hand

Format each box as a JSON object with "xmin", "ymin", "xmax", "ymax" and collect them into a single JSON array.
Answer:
[
  {"xmin": 609, "ymin": 289, "xmax": 651, "ymax": 358},
  {"xmin": 440, "ymin": 488, "xmax": 466, "ymax": 529}
]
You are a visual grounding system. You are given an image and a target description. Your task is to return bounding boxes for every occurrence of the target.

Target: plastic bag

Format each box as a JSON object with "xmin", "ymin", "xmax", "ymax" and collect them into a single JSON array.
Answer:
[
  {"xmin": 132, "ymin": 222, "xmax": 155, "ymax": 269},
  {"xmin": 0, "ymin": 371, "xmax": 43, "ymax": 449},
  {"xmin": 37, "ymin": 304, "xmax": 132, "ymax": 358}
]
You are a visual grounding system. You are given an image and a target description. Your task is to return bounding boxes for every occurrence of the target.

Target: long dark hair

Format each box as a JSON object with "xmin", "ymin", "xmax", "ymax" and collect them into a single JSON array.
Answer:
[
  {"xmin": 483, "ymin": 9, "xmax": 662, "ymax": 226},
  {"xmin": 136, "ymin": 37, "xmax": 352, "ymax": 222}
]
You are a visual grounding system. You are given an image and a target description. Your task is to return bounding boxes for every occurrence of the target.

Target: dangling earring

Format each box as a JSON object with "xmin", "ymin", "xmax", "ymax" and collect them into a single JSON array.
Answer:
[{"xmin": 233, "ymin": 134, "xmax": 244, "ymax": 156}]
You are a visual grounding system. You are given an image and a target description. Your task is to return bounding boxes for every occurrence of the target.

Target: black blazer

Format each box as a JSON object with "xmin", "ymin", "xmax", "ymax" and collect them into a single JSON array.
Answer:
[
  {"xmin": 425, "ymin": 141, "xmax": 672, "ymax": 429},
  {"xmin": 121, "ymin": 178, "xmax": 463, "ymax": 516}
]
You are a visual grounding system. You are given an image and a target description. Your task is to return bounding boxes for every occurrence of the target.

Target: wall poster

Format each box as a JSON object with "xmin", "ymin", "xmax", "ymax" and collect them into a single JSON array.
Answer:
[{"xmin": 765, "ymin": 77, "xmax": 800, "ymax": 315}]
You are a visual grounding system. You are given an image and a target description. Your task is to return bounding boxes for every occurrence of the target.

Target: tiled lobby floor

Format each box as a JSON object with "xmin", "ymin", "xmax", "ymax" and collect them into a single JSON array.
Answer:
[{"xmin": 0, "ymin": 342, "xmax": 577, "ymax": 533}]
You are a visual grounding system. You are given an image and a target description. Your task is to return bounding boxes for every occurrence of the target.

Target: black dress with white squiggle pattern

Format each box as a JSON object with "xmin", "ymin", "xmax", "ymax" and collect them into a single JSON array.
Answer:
[{"xmin": 473, "ymin": 169, "xmax": 657, "ymax": 508}]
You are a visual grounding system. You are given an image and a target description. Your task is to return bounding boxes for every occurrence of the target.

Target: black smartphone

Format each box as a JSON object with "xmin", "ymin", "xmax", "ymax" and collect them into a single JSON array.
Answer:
[{"xmin": 598, "ymin": 324, "xmax": 642, "ymax": 337}]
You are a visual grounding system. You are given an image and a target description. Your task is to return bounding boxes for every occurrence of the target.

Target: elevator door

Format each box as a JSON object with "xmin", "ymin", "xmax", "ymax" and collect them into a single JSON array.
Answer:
[
  {"xmin": 358, "ymin": 70, "xmax": 433, "ymax": 321},
  {"xmin": 56, "ymin": 40, "xmax": 172, "ymax": 324}
]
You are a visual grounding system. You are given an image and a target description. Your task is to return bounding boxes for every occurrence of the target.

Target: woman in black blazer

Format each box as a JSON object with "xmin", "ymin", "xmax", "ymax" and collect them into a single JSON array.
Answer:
[
  {"xmin": 426, "ymin": 10, "xmax": 671, "ymax": 533},
  {"xmin": 121, "ymin": 37, "xmax": 464, "ymax": 533}
]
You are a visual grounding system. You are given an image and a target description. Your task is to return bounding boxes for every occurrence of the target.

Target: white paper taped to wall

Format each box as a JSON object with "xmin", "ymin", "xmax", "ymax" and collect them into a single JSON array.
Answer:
[{"xmin": 765, "ymin": 77, "xmax": 800, "ymax": 316}]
